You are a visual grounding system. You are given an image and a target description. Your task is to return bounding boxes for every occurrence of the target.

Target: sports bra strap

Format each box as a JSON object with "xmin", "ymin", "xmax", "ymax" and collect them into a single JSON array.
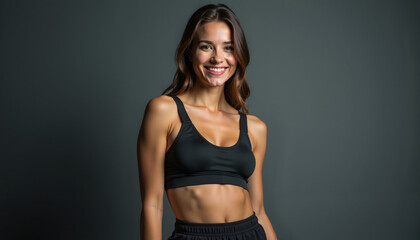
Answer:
[
  {"xmin": 169, "ymin": 95, "xmax": 191, "ymax": 123},
  {"xmin": 239, "ymin": 112, "xmax": 248, "ymax": 133}
]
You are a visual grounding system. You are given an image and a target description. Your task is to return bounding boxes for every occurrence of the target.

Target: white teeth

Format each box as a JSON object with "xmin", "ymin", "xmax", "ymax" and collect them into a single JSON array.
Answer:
[{"xmin": 208, "ymin": 67, "xmax": 226, "ymax": 72}]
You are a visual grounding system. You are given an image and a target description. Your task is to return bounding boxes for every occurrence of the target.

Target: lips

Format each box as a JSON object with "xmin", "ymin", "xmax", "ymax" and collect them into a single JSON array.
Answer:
[{"xmin": 204, "ymin": 66, "xmax": 228, "ymax": 75}]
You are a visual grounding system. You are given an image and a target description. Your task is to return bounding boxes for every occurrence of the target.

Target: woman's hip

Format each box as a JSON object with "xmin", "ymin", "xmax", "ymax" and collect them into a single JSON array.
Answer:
[{"xmin": 168, "ymin": 211, "xmax": 267, "ymax": 240}]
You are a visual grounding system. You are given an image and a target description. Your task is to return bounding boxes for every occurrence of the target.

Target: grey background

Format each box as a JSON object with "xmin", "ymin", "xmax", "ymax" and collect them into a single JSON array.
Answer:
[{"xmin": 1, "ymin": 0, "xmax": 419, "ymax": 239}]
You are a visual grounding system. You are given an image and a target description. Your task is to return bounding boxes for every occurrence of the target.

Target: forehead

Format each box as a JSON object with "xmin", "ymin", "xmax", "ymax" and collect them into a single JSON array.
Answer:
[{"xmin": 195, "ymin": 21, "xmax": 232, "ymax": 41}]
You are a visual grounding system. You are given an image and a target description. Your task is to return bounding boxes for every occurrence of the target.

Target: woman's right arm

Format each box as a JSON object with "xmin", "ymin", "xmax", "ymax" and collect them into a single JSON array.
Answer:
[{"xmin": 137, "ymin": 96, "xmax": 172, "ymax": 240}]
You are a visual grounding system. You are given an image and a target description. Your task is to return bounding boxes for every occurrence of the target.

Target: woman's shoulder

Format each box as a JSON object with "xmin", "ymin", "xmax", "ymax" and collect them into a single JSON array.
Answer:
[
  {"xmin": 143, "ymin": 95, "xmax": 178, "ymax": 122},
  {"xmin": 245, "ymin": 113, "xmax": 267, "ymax": 148},
  {"xmin": 145, "ymin": 95, "xmax": 176, "ymax": 112},
  {"xmin": 246, "ymin": 113, "xmax": 267, "ymax": 132}
]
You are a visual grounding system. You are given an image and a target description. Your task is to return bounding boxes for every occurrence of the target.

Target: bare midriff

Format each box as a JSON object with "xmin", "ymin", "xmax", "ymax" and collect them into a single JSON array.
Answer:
[{"xmin": 166, "ymin": 183, "xmax": 254, "ymax": 223}]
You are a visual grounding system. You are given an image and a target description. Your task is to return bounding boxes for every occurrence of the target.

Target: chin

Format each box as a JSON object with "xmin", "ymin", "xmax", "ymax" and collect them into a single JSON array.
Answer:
[{"xmin": 203, "ymin": 76, "xmax": 230, "ymax": 86}]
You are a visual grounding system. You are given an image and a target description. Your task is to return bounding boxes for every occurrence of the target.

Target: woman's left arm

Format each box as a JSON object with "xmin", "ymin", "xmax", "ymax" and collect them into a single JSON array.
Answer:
[{"xmin": 247, "ymin": 115, "xmax": 278, "ymax": 240}]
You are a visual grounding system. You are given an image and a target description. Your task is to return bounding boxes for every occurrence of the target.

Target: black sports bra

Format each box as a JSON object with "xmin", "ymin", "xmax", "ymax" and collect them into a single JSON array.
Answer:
[{"xmin": 164, "ymin": 95, "xmax": 256, "ymax": 191}]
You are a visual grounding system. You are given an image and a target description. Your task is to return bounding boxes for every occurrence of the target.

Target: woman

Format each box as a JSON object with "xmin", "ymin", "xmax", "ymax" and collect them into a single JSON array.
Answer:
[{"xmin": 137, "ymin": 4, "xmax": 277, "ymax": 240}]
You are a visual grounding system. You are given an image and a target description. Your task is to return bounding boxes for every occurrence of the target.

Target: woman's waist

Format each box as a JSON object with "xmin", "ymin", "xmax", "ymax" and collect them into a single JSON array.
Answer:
[{"xmin": 166, "ymin": 183, "xmax": 254, "ymax": 223}]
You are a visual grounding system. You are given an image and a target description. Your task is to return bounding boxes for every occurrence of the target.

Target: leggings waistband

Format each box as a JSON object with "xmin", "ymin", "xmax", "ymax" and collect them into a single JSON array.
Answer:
[{"xmin": 174, "ymin": 212, "xmax": 259, "ymax": 235}]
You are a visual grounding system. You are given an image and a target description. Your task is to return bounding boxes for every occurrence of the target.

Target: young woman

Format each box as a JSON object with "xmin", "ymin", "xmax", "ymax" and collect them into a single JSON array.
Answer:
[{"xmin": 137, "ymin": 4, "xmax": 277, "ymax": 240}]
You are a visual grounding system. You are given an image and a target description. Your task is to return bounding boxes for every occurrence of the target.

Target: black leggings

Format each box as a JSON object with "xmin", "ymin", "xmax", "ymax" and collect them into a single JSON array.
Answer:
[{"xmin": 168, "ymin": 212, "xmax": 267, "ymax": 240}]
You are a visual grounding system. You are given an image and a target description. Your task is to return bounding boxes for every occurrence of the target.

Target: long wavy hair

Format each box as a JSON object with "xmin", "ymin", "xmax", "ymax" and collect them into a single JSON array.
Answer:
[{"xmin": 161, "ymin": 4, "xmax": 251, "ymax": 114}]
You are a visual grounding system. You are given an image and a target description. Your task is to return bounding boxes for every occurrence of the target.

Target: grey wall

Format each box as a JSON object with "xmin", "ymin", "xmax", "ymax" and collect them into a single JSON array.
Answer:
[{"xmin": 1, "ymin": 0, "xmax": 419, "ymax": 239}]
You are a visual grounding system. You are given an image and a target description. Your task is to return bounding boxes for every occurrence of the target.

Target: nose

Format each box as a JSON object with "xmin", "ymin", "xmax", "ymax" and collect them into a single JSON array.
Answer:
[{"xmin": 210, "ymin": 49, "xmax": 223, "ymax": 64}]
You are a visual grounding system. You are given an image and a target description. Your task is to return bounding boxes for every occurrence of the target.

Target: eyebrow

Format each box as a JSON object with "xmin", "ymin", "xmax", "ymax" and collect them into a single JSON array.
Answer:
[{"xmin": 198, "ymin": 40, "xmax": 233, "ymax": 44}]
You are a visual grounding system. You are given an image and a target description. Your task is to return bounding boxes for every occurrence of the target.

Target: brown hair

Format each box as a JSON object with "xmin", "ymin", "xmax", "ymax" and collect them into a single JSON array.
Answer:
[{"xmin": 161, "ymin": 4, "xmax": 251, "ymax": 114}]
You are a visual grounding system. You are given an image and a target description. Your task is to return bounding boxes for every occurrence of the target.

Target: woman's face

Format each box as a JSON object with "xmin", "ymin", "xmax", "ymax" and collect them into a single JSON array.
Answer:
[{"xmin": 191, "ymin": 21, "xmax": 237, "ymax": 87}]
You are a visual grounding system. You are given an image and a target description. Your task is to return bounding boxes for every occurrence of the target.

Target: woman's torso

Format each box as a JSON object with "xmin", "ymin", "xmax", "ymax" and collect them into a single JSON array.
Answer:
[{"xmin": 164, "ymin": 94, "xmax": 255, "ymax": 223}]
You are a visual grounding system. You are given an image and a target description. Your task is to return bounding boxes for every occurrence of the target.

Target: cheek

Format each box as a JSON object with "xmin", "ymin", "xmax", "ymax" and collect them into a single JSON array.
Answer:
[
  {"xmin": 226, "ymin": 56, "xmax": 237, "ymax": 68},
  {"xmin": 194, "ymin": 52, "xmax": 210, "ymax": 65}
]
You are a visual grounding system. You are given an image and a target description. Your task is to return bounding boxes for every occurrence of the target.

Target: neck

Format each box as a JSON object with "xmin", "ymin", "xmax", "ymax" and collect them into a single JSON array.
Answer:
[{"xmin": 183, "ymin": 79, "xmax": 227, "ymax": 113}]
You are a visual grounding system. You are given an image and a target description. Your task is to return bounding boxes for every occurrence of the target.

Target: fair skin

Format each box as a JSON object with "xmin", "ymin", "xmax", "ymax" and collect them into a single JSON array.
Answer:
[{"xmin": 137, "ymin": 21, "xmax": 277, "ymax": 239}]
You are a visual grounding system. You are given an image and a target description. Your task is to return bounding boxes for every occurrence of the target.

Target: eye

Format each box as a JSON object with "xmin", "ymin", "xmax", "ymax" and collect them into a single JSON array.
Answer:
[
  {"xmin": 199, "ymin": 44, "xmax": 212, "ymax": 51},
  {"xmin": 225, "ymin": 46, "xmax": 234, "ymax": 51}
]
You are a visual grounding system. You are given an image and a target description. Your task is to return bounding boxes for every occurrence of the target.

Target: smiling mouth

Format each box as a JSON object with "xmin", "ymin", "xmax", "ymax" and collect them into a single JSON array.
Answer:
[{"xmin": 204, "ymin": 66, "xmax": 228, "ymax": 75}]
